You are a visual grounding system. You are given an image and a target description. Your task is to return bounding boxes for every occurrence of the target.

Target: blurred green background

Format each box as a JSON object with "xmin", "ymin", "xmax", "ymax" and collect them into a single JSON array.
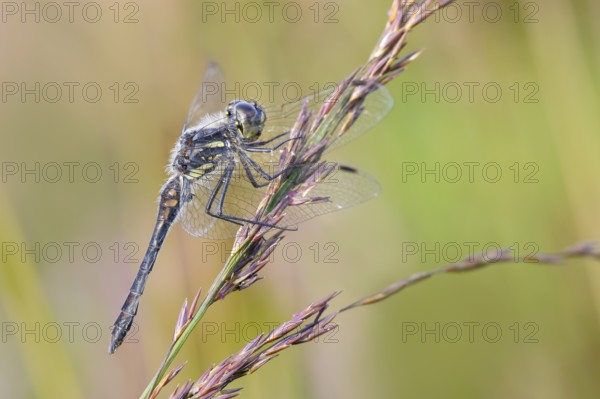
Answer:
[{"xmin": 1, "ymin": 0, "xmax": 599, "ymax": 398}]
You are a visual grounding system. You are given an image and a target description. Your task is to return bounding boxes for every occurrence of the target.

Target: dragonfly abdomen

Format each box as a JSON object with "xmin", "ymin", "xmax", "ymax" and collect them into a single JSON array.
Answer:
[{"xmin": 109, "ymin": 177, "xmax": 182, "ymax": 353}]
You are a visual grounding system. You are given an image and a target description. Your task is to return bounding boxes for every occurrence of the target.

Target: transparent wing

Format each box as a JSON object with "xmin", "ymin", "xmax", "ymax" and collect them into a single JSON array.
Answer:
[
  {"xmin": 260, "ymin": 86, "xmax": 337, "ymax": 134},
  {"xmin": 278, "ymin": 164, "xmax": 381, "ymax": 227},
  {"xmin": 260, "ymin": 84, "xmax": 393, "ymax": 153},
  {"xmin": 177, "ymin": 77, "xmax": 391, "ymax": 240},
  {"xmin": 178, "ymin": 159, "xmax": 268, "ymax": 240},
  {"xmin": 183, "ymin": 62, "xmax": 226, "ymax": 132},
  {"xmin": 178, "ymin": 163, "xmax": 380, "ymax": 240},
  {"xmin": 180, "ymin": 86, "xmax": 340, "ymax": 169},
  {"xmin": 177, "ymin": 176, "xmax": 221, "ymax": 239},
  {"xmin": 325, "ymin": 84, "xmax": 393, "ymax": 152},
  {"xmin": 182, "ymin": 80, "xmax": 393, "ymax": 162},
  {"xmin": 238, "ymin": 84, "xmax": 393, "ymax": 182}
]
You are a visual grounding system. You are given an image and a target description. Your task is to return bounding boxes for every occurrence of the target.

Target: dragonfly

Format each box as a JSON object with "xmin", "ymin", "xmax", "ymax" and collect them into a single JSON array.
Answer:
[{"xmin": 109, "ymin": 63, "xmax": 393, "ymax": 353}]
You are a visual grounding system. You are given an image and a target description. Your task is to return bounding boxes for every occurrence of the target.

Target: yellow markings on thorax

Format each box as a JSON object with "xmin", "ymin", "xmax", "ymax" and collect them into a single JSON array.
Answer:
[
  {"xmin": 184, "ymin": 140, "xmax": 226, "ymax": 179},
  {"xmin": 186, "ymin": 158, "xmax": 221, "ymax": 179},
  {"xmin": 204, "ymin": 140, "xmax": 226, "ymax": 149}
]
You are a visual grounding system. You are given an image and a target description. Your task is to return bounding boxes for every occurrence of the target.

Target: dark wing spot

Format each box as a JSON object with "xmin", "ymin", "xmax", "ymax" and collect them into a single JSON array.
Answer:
[{"xmin": 339, "ymin": 165, "xmax": 358, "ymax": 174}]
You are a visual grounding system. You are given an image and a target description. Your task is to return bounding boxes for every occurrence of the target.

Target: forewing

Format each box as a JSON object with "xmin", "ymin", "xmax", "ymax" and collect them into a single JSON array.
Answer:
[
  {"xmin": 259, "ymin": 84, "xmax": 393, "ymax": 154},
  {"xmin": 261, "ymin": 86, "xmax": 337, "ymax": 135},
  {"xmin": 243, "ymin": 85, "xmax": 393, "ymax": 189},
  {"xmin": 324, "ymin": 84, "xmax": 393, "ymax": 153}
]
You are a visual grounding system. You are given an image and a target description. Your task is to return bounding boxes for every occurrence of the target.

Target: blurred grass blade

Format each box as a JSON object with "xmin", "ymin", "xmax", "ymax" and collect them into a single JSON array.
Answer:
[{"xmin": 0, "ymin": 190, "xmax": 82, "ymax": 398}]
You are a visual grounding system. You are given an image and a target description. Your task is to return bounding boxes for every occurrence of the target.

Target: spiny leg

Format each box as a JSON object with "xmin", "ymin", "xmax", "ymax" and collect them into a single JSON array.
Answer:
[
  {"xmin": 237, "ymin": 150, "xmax": 293, "ymax": 189},
  {"xmin": 205, "ymin": 161, "xmax": 294, "ymax": 231},
  {"xmin": 244, "ymin": 136, "xmax": 300, "ymax": 153},
  {"xmin": 205, "ymin": 162, "xmax": 241, "ymax": 227},
  {"xmin": 244, "ymin": 131, "xmax": 289, "ymax": 148},
  {"xmin": 237, "ymin": 151, "xmax": 276, "ymax": 188}
]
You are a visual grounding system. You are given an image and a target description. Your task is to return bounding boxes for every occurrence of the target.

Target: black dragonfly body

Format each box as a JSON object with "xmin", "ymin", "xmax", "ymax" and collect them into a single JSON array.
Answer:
[{"xmin": 109, "ymin": 64, "xmax": 392, "ymax": 353}]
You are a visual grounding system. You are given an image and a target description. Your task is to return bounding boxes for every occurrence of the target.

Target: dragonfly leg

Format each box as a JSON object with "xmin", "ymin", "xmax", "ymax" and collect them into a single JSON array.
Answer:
[
  {"xmin": 237, "ymin": 150, "xmax": 298, "ymax": 190},
  {"xmin": 244, "ymin": 136, "xmax": 300, "ymax": 153},
  {"xmin": 205, "ymin": 163, "xmax": 242, "ymax": 226},
  {"xmin": 236, "ymin": 152, "xmax": 278, "ymax": 188},
  {"xmin": 205, "ymin": 161, "xmax": 296, "ymax": 231},
  {"xmin": 244, "ymin": 131, "xmax": 289, "ymax": 147}
]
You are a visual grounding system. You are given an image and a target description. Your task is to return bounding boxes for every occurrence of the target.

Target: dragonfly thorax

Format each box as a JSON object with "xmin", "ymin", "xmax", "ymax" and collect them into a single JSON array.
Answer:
[{"xmin": 170, "ymin": 133, "xmax": 230, "ymax": 177}]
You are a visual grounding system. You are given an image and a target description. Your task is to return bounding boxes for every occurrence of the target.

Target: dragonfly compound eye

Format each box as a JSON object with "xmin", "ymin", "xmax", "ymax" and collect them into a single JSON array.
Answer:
[{"xmin": 233, "ymin": 101, "xmax": 265, "ymax": 141}]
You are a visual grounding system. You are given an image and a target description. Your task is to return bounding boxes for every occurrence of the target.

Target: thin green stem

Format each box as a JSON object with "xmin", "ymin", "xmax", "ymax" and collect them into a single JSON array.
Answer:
[
  {"xmin": 139, "ymin": 2, "xmax": 458, "ymax": 397},
  {"xmin": 140, "ymin": 242, "xmax": 251, "ymax": 398}
]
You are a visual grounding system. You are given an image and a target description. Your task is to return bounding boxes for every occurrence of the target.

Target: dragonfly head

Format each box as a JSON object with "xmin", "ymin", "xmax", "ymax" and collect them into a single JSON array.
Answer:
[{"xmin": 226, "ymin": 100, "xmax": 266, "ymax": 142}]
